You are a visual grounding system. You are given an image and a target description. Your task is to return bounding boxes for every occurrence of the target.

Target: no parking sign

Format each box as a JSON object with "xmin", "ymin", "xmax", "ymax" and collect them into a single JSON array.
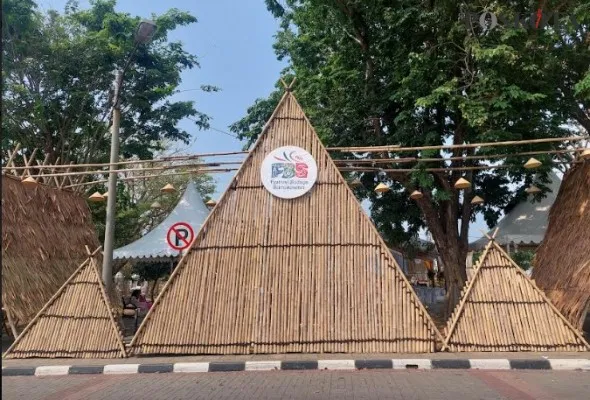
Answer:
[{"xmin": 166, "ymin": 222, "xmax": 194, "ymax": 251}]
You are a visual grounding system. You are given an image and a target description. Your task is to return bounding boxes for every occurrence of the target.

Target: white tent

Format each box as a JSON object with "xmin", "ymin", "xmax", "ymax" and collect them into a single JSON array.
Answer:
[
  {"xmin": 113, "ymin": 182, "xmax": 209, "ymax": 261},
  {"xmin": 470, "ymin": 172, "xmax": 561, "ymax": 250}
]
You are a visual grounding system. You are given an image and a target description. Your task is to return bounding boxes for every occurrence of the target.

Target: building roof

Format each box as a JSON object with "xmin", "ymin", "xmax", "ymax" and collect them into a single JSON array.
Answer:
[
  {"xmin": 470, "ymin": 172, "xmax": 561, "ymax": 249},
  {"xmin": 113, "ymin": 182, "xmax": 209, "ymax": 261}
]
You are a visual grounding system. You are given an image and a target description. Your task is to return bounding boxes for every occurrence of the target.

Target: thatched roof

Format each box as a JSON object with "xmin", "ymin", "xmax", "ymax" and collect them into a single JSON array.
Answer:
[
  {"xmin": 532, "ymin": 162, "xmax": 590, "ymax": 329},
  {"xmin": 470, "ymin": 172, "xmax": 561, "ymax": 249},
  {"xmin": 3, "ymin": 250, "xmax": 126, "ymax": 359},
  {"xmin": 1, "ymin": 174, "xmax": 100, "ymax": 326},
  {"xmin": 130, "ymin": 91, "xmax": 441, "ymax": 355},
  {"xmin": 444, "ymin": 238, "xmax": 589, "ymax": 352}
]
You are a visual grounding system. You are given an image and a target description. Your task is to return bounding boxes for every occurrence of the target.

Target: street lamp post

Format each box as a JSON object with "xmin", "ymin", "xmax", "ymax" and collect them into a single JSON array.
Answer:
[{"xmin": 102, "ymin": 20, "xmax": 157, "ymax": 291}]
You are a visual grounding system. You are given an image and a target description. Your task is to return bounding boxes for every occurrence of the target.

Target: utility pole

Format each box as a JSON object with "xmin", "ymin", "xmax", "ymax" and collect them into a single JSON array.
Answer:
[
  {"xmin": 100, "ymin": 20, "xmax": 157, "ymax": 292},
  {"xmin": 102, "ymin": 70, "xmax": 123, "ymax": 292}
]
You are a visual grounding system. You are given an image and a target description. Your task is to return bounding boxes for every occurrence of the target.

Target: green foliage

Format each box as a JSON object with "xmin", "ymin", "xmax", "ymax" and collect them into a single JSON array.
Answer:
[
  {"xmin": 2, "ymin": 0, "xmax": 212, "ymax": 164},
  {"xmin": 511, "ymin": 250, "xmax": 535, "ymax": 271},
  {"xmin": 2, "ymin": 0, "xmax": 217, "ymax": 246},
  {"xmin": 231, "ymin": 0, "xmax": 589, "ymax": 255}
]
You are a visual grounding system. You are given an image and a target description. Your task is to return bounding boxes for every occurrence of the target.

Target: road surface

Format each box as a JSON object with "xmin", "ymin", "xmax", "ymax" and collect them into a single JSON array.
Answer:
[{"xmin": 3, "ymin": 370, "xmax": 589, "ymax": 399}]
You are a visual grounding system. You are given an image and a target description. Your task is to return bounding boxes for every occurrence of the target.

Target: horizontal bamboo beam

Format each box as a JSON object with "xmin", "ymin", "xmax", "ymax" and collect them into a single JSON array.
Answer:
[
  {"xmin": 65, "ymin": 168, "xmax": 239, "ymax": 189},
  {"xmin": 6, "ymin": 161, "xmax": 243, "ymax": 179},
  {"xmin": 333, "ymin": 148, "xmax": 583, "ymax": 165},
  {"xmin": 339, "ymin": 161, "xmax": 571, "ymax": 173},
  {"xmin": 328, "ymin": 136, "xmax": 588, "ymax": 153}
]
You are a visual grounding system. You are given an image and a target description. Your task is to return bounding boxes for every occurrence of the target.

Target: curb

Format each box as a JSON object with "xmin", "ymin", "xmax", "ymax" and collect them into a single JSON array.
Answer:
[{"xmin": 2, "ymin": 359, "xmax": 589, "ymax": 377}]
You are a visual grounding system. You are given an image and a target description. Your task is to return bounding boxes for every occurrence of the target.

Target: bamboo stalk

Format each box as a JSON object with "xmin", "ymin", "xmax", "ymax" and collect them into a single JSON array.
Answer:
[{"xmin": 329, "ymin": 135, "xmax": 589, "ymax": 152}]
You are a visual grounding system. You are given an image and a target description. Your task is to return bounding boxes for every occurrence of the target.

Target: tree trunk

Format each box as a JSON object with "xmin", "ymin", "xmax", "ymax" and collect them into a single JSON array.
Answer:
[{"xmin": 437, "ymin": 242, "xmax": 468, "ymax": 318}]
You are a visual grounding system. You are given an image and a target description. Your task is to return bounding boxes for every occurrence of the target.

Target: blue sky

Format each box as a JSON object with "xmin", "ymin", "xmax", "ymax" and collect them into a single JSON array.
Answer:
[{"xmin": 38, "ymin": 0, "xmax": 493, "ymax": 243}]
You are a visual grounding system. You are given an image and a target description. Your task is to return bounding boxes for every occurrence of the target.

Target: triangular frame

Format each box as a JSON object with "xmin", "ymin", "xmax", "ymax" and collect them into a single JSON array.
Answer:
[
  {"xmin": 443, "ymin": 235, "xmax": 590, "ymax": 352},
  {"xmin": 3, "ymin": 247, "xmax": 127, "ymax": 359},
  {"xmin": 131, "ymin": 88, "xmax": 443, "ymax": 354}
]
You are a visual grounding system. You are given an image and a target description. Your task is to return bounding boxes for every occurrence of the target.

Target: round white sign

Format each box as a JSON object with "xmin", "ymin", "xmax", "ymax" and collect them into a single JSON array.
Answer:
[{"xmin": 260, "ymin": 146, "xmax": 318, "ymax": 199}]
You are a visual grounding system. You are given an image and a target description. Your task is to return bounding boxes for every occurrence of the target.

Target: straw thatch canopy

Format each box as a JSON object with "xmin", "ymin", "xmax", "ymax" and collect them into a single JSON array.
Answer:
[
  {"xmin": 1, "ymin": 175, "xmax": 100, "ymax": 327},
  {"xmin": 533, "ymin": 162, "xmax": 590, "ymax": 329}
]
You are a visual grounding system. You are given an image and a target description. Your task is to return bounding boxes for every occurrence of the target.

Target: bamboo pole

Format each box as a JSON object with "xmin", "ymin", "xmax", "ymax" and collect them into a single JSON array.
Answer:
[{"xmin": 328, "ymin": 135, "xmax": 589, "ymax": 152}]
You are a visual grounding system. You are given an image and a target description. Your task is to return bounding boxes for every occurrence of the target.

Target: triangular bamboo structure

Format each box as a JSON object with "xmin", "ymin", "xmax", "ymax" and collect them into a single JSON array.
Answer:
[
  {"xmin": 443, "ymin": 234, "xmax": 590, "ymax": 352},
  {"xmin": 131, "ymin": 89, "xmax": 442, "ymax": 355},
  {"xmin": 3, "ymin": 247, "xmax": 127, "ymax": 358}
]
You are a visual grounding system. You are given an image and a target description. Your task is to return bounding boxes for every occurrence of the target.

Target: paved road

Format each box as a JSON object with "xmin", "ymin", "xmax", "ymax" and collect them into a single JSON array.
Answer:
[{"xmin": 3, "ymin": 370, "xmax": 589, "ymax": 400}]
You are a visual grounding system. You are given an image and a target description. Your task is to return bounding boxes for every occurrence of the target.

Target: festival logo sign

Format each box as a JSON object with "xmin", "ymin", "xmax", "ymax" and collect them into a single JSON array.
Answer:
[{"xmin": 260, "ymin": 146, "xmax": 318, "ymax": 199}]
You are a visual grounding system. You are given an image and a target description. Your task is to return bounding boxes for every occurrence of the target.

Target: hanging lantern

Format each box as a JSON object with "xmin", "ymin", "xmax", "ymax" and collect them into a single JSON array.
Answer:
[
  {"xmin": 206, "ymin": 199, "xmax": 217, "ymax": 207},
  {"xmin": 580, "ymin": 148, "xmax": 590, "ymax": 160},
  {"xmin": 523, "ymin": 157, "xmax": 542, "ymax": 169},
  {"xmin": 21, "ymin": 176, "xmax": 38, "ymax": 188},
  {"xmin": 410, "ymin": 190, "xmax": 423, "ymax": 200},
  {"xmin": 102, "ymin": 191, "xmax": 109, "ymax": 199},
  {"xmin": 525, "ymin": 185, "xmax": 541, "ymax": 194},
  {"xmin": 471, "ymin": 195, "xmax": 484, "ymax": 205},
  {"xmin": 374, "ymin": 182, "xmax": 390, "ymax": 193},
  {"xmin": 160, "ymin": 183, "xmax": 176, "ymax": 193},
  {"xmin": 150, "ymin": 201, "xmax": 162, "ymax": 209},
  {"xmin": 454, "ymin": 177, "xmax": 471, "ymax": 190},
  {"xmin": 348, "ymin": 178, "xmax": 363, "ymax": 188},
  {"xmin": 88, "ymin": 191, "xmax": 105, "ymax": 202}
]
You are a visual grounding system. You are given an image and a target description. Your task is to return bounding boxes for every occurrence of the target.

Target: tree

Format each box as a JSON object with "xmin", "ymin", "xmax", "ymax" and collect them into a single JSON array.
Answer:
[
  {"xmin": 231, "ymin": 0, "xmax": 589, "ymax": 316},
  {"xmin": 2, "ymin": 0, "xmax": 217, "ymax": 166}
]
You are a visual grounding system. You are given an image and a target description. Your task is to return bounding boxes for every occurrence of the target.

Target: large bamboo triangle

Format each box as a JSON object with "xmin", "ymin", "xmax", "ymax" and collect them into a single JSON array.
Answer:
[
  {"xmin": 443, "ymin": 238, "xmax": 590, "ymax": 352},
  {"xmin": 131, "ymin": 90, "xmax": 442, "ymax": 355},
  {"xmin": 3, "ymin": 247, "xmax": 127, "ymax": 359}
]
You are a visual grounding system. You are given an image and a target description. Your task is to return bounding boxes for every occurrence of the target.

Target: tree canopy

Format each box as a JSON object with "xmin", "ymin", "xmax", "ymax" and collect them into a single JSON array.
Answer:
[
  {"xmin": 231, "ymin": 0, "xmax": 590, "ymax": 313},
  {"xmin": 2, "ymin": 0, "xmax": 217, "ymax": 249},
  {"xmin": 2, "ymin": 0, "xmax": 217, "ymax": 164}
]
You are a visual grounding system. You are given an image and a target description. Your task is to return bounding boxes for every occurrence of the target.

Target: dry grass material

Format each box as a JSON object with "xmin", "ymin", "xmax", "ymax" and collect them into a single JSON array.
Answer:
[
  {"xmin": 443, "ymin": 239, "xmax": 590, "ymax": 352},
  {"xmin": 130, "ymin": 91, "xmax": 441, "ymax": 355},
  {"xmin": 532, "ymin": 162, "xmax": 590, "ymax": 329},
  {"xmin": 3, "ymin": 249, "xmax": 127, "ymax": 359},
  {"xmin": 1, "ymin": 175, "xmax": 100, "ymax": 327}
]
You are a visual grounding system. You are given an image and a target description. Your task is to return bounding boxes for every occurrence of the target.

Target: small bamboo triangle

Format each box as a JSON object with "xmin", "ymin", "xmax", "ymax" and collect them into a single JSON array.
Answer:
[
  {"xmin": 3, "ymin": 247, "xmax": 127, "ymax": 359},
  {"xmin": 130, "ymin": 89, "xmax": 443, "ymax": 355},
  {"xmin": 443, "ymin": 236, "xmax": 590, "ymax": 352}
]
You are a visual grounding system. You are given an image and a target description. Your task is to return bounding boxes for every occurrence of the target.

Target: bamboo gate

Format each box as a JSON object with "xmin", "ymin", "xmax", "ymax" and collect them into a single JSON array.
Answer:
[
  {"xmin": 3, "ymin": 247, "xmax": 127, "ymax": 359},
  {"xmin": 129, "ymin": 90, "xmax": 443, "ymax": 355},
  {"xmin": 443, "ymin": 234, "xmax": 590, "ymax": 352}
]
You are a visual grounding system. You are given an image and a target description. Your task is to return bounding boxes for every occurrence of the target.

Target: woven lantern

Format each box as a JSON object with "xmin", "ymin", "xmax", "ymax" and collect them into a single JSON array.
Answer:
[
  {"xmin": 525, "ymin": 185, "xmax": 542, "ymax": 194},
  {"xmin": 88, "ymin": 191, "xmax": 105, "ymax": 202},
  {"xmin": 348, "ymin": 178, "xmax": 363, "ymax": 188},
  {"xmin": 21, "ymin": 176, "xmax": 38, "ymax": 188},
  {"xmin": 374, "ymin": 182, "xmax": 390, "ymax": 194},
  {"xmin": 160, "ymin": 183, "xmax": 176, "ymax": 193},
  {"xmin": 454, "ymin": 177, "xmax": 471, "ymax": 190},
  {"xmin": 523, "ymin": 157, "xmax": 542, "ymax": 169},
  {"xmin": 471, "ymin": 195, "xmax": 484, "ymax": 205},
  {"xmin": 581, "ymin": 148, "xmax": 590, "ymax": 160},
  {"xmin": 102, "ymin": 191, "xmax": 109, "ymax": 199},
  {"xmin": 206, "ymin": 199, "xmax": 217, "ymax": 207},
  {"xmin": 409, "ymin": 190, "xmax": 423, "ymax": 200},
  {"xmin": 150, "ymin": 201, "xmax": 162, "ymax": 209}
]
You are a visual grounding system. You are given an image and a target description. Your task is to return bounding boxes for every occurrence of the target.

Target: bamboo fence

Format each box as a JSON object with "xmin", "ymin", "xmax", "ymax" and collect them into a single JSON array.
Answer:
[
  {"xmin": 130, "ymin": 91, "xmax": 442, "ymax": 355},
  {"xmin": 443, "ymin": 238, "xmax": 590, "ymax": 352},
  {"xmin": 3, "ymin": 248, "xmax": 127, "ymax": 359}
]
